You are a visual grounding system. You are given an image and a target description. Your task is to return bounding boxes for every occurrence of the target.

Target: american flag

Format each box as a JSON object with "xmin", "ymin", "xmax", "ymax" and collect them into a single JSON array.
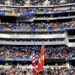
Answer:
[{"xmin": 32, "ymin": 44, "xmax": 36, "ymax": 75}]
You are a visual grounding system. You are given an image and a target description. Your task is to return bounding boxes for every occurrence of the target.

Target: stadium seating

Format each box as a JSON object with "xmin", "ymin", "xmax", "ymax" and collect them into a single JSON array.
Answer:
[
  {"xmin": 0, "ymin": 6, "xmax": 74, "ymax": 14},
  {"xmin": 0, "ymin": 65, "xmax": 74, "ymax": 75},
  {"xmin": 0, "ymin": 21, "xmax": 75, "ymax": 31},
  {"xmin": 0, "ymin": 0, "xmax": 75, "ymax": 6},
  {"xmin": 0, "ymin": 45, "xmax": 74, "ymax": 59},
  {"xmin": 0, "ymin": 0, "xmax": 75, "ymax": 75}
]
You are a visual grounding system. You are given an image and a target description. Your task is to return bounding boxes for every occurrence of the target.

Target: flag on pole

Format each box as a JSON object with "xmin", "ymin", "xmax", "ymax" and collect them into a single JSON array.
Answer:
[
  {"xmin": 32, "ymin": 44, "xmax": 36, "ymax": 75},
  {"xmin": 37, "ymin": 42, "xmax": 45, "ymax": 73},
  {"xmin": 40, "ymin": 42, "xmax": 44, "ymax": 65}
]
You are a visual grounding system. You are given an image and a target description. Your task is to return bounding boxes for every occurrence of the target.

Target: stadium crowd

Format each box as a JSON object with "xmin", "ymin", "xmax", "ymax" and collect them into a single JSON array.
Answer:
[
  {"xmin": 0, "ymin": 1, "xmax": 75, "ymax": 75},
  {"xmin": 0, "ymin": 65, "xmax": 74, "ymax": 75},
  {"xmin": 46, "ymin": 66, "xmax": 75, "ymax": 75},
  {"xmin": 0, "ymin": 20, "xmax": 75, "ymax": 30},
  {"xmin": 0, "ymin": 0, "xmax": 75, "ymax": 6},
  {"xmin": 0, "ymin": 6, "xmax": 74, "ymax": 14},
  {"xmin": 0, "ymin": 65, "xmax": 31, "ymax": 75},
  {"xmin": 0, "ymin": 45, "xmax": 74, "ymax": 59}
]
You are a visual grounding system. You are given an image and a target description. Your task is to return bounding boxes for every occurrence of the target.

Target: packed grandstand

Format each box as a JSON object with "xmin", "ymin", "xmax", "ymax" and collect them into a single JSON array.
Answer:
[{"xmin": 0, "ymin": 0, "xmax": 75, "ymax": 75}]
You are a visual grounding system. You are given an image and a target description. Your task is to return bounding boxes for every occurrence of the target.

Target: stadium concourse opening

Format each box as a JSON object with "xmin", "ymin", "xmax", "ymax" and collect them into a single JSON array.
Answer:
[{"xmin": 0, "ymin": 16, "xmax": 16, "ymax": 23}]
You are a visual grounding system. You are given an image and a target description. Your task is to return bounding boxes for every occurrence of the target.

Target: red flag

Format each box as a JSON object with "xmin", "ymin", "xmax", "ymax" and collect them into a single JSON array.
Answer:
[
  {"xmin": 37, "ymin": 42, "xmax": 45, "ymax": 73},
  {"xmin": 40, "ymin": 42, "xmax": 44, "ymax": 65}
]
